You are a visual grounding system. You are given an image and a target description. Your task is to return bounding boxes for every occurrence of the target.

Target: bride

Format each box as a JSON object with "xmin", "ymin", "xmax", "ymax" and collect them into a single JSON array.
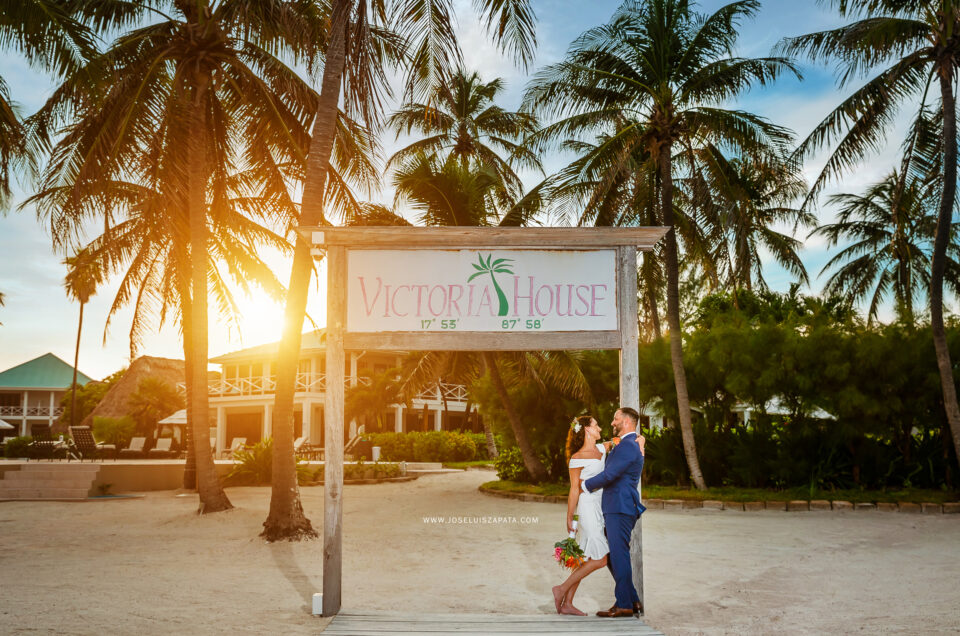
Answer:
[{"xmin": 551, "ymin": 415, "xmax": 610, "ymax": 616}]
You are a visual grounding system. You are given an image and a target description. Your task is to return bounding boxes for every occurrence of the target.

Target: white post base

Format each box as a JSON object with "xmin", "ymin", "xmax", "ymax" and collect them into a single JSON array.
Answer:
[{"xmin": 312, "ymin": 593, "xmax": 323, "ymax": 616}]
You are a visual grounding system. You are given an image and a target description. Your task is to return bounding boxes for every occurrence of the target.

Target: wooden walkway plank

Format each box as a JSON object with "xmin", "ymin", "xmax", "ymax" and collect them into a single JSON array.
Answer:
[{"xmin": 322, "ymin": 611, "xmax": 664, "ymax": 635}]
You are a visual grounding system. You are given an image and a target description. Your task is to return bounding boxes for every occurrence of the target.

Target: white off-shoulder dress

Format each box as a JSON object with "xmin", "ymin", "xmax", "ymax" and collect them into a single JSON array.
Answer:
[{"xmin": 570, "ymin": 444, "xmax": 609, "ymax": 560}]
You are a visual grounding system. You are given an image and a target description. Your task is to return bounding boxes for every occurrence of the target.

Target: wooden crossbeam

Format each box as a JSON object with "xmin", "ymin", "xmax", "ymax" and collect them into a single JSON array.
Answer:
[{"xmin": 298, "ymin": 226, "xmax": 668, "ymax": 250}]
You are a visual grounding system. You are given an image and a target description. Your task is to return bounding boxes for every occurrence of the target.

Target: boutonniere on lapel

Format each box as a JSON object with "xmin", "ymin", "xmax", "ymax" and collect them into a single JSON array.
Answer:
[{"xmin": 611, "ymin": 436, "xmax": 621, "ymax": 449}]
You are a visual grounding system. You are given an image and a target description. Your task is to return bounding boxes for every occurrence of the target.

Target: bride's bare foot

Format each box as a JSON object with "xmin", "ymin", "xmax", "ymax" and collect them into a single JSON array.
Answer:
[
  {"xmin": 559, "ymin": 602, "xmax": 586, "ymax": 616},
  {"xmin": 551, "ymin": 586, "xmax": 564, "ymax": 613}
]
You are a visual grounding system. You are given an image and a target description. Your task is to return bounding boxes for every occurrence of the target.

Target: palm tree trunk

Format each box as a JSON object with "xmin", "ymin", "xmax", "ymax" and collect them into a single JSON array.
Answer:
[
  {"xmin": 187, "ymin": 77, "xmax": 232, "ymax": 513},
  {"xmin": 70, "ymin": 301, "xmax": 83, "ymax": 430},
  {"xmin": 931, "ymin": 70, "xmax": 960, "ymax": 469},
  {"xmin": 481, "ymin": 412, "xmax": 499, "ymax": 458},
  {"xmin": 659, "ymin": 142, "xmax": 707, "ymax": 490},
  {"xmin": 649, "ymin": 291, "xmax": 662, "ymax": 339},
  {"xmin": 180, "ymin": 276, "xmax": 197, "ymax": 490},
  {"xmin": 481, "ymin": 352, "xmax": 547, "ymax": 481},
  {"xmin": 471, "ymin": 396, "xmax": 499, "ymax": 458},
  {"xmin": 642, "ymin": 258, "xmax": 661, "ymax": 340},
  {"xmin": 439, "ymin": 381, "xmax": 451, "ymax": 430},
  {"xmin": 262, "ymin": 0, "xmax": 351, "ymax": 540}
]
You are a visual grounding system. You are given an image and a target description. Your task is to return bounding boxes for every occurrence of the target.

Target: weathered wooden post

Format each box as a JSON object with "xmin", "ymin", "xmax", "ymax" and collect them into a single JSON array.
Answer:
[
  {"xmin": 618, "ymin": 245, "xmax": 644, "ymax": 613},
  {"xmin": 323, "ymin": 244, "xmax": 346, "ymax": 616}
]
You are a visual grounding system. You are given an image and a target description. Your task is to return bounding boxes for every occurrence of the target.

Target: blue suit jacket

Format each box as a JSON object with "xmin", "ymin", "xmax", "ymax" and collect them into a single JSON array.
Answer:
[{"xmin": 584, "ymin": 432, "xmax": 645, "ymax": 517}]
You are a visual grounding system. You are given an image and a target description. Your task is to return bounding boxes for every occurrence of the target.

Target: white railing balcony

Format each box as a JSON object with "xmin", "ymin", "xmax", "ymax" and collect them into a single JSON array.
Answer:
[
  {"xmin": 180, "ymin": 373, "xmax": 375, "ymax": 397},
  {"xmin": 415, "ymin": 382, "xmax": 469, "ymax": 403},
  {"xmin": 178, "ymin": 373, "xmax": 469, "ymax": 405},
  {"xmin": 0, "ymin": 406, "xmax": 62, "ymax": 418}
]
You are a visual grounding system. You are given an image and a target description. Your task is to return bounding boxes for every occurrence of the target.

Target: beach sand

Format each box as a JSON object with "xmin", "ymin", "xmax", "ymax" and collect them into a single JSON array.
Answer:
[{"xmin": 1, "ymin": 470, "xmax": 958, "ymax": 634}]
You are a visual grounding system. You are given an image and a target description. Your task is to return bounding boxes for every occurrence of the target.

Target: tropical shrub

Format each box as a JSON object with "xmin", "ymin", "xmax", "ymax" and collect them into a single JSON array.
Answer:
[
  {"xmin": 4, "ymin": 436, "xmax": 32, "ymax": 458},
  {"xmin": 494, "ymin": 446, "xmax": 527, "ymax": 481},
  {"xmin": 226, "ymin": 438, "xmax": 311, "ymax": 486},
  {"xmin": 92, "ymin": 416, "xmax": 136, "ymax": 449}
]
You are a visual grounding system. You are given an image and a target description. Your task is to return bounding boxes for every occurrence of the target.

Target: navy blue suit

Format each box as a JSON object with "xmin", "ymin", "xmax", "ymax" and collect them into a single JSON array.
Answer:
[{"xmin": 584, "ymin": 431, "xmax": 645, "ymax": 609}]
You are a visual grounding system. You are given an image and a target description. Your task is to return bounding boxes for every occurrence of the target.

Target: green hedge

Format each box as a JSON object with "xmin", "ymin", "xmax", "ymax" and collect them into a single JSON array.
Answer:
[
  {"xmin": 3, "ymin": 436, "xmax": 33, "ymax": 458},
  {"xmin": 313, "ymin": 461, "xmax": 402, "ymax": 481},
  {"xmin": 364, "ymin": 431, "xmax": 479, "ymax": 462}
]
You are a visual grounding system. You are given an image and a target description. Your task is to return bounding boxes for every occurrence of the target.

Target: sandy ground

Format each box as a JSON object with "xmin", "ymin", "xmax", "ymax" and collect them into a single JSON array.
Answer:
[{"xmin": 1, "ymin": 470, "xmax": 959, "ymax": 635}]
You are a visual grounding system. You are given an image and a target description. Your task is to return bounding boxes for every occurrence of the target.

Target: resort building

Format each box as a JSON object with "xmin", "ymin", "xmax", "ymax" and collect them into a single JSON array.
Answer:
[
  {"xmin": 0, "ymin": 353, "xmax": 93, "ymax": 438},
  {"xmin": 202, "ymin": 330, "xmax": 475, "ymax": 455}
]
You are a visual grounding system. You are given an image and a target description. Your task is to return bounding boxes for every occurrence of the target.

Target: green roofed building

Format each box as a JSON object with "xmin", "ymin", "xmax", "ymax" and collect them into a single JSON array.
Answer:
[{"xmin": 0, "ymin": 353, "xmax": 94, "ymax": 437}]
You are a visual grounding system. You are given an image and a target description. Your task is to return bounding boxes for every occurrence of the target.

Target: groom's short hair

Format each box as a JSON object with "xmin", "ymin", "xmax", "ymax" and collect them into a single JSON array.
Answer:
[{"xmin": 618, "ymin": 407, "xmax": 640, "ymax": 425}]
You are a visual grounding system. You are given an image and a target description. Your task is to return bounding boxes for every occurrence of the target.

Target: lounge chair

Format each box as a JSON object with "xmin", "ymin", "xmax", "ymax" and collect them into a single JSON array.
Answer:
[
  {"xmin": 223, "ymin": 437, "xmax": 247, "ymax": 460},
  {"xmin": 148, "ymin": 437, "xmax": 176, "ymax": 458},
  {"xmin": 343, "ymin": 425, "xmax": 366, "ymax": 460},
  {"xmin": 293, "ymin": 436, "xmax": 307, "ymax": 457},
  {"xmin": 29, "ymin": 424, "xmax": 58, "ymax": 461},
  {"xmin": 69, "ymin": 426, "xmax": 117, "ymax": 461},
  {"xmin": 118, "ymin": 436, "xmax": 147, "ymax": 458}
]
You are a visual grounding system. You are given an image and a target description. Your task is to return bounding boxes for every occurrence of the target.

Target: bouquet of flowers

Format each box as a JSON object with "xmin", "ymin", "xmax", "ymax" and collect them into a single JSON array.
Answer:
[{"xmin": 553, "ymin": 515, "xmax": 586, "ymax": 571}]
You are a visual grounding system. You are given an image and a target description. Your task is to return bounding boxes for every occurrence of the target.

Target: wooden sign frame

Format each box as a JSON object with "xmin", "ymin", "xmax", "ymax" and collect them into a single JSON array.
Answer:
[{"xmin": 300, "ymin": 226, "xmax": 668, "ymax": 617}]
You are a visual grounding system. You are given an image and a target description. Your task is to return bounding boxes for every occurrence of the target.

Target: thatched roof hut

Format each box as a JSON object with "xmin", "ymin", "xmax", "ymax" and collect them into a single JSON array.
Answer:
[{"xmin": 77, "ymin": 356, "xmax": 186, "ymax": 430}]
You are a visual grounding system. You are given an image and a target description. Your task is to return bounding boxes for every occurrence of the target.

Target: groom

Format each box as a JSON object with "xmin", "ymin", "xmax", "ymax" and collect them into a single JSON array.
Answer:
[{"xmin": 582, "ymin": 407, "xmax": 645, "ymax": 618}]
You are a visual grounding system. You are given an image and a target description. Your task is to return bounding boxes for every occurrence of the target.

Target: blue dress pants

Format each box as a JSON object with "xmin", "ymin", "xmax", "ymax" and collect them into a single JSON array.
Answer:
[{"xmin": 603, "ymin": 512, "xmax": 640, "ymax": 609}]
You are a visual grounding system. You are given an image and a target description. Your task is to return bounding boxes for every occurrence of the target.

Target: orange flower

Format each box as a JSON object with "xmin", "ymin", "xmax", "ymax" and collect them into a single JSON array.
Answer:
[{"xmin": 612, "ymin": 436, "xmax": 621, "ymax": 446}]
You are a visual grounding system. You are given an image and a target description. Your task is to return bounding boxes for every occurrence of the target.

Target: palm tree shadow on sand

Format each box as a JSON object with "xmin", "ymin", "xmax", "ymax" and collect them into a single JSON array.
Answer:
[{"xmin": 268, "ymin": 541, "xmax": 320, "ymax": 612}]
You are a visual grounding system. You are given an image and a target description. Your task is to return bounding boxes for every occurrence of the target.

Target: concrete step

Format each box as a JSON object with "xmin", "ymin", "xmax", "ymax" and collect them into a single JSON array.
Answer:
[
  {"xmin": 0, "ymin": 487, "xmax": 89, "ymax": 500},
  {"xmin": 407, "ymin": 468, "xmax": 464, "ymax": 475},
  {"xmin": 0, "ymin": 476, "xmax": 94, "ymax": 489},
  {"xmin": 4, "ymin": 469, "xmax": 97, "ymax": 480},
  {"xmin": 19, "ymin": 463, "xmax": 100, "ymax": 473},
  {"xmin": 400, "ymin": 462, "xmax": 443, "ymax": 470},
  {"xmin": 0, "ymin": 464, "xmax": 99, "ymax": 500}
]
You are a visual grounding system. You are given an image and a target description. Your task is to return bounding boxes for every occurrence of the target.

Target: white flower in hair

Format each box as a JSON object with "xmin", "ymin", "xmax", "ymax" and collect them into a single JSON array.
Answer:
[{"xmin": 570, "ymin": 418, "xmax": 581, "ymax": 433}]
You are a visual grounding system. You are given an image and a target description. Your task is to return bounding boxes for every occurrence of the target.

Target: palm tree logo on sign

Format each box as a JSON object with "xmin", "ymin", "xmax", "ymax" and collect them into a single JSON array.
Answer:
[{"xmin": 467, "ymin": 254, "xmax": 514, "ymax": 316}]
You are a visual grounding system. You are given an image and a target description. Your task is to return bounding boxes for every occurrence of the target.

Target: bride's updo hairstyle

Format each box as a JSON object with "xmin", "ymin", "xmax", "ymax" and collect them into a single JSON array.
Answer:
[{"xmin": 565, "ymin": 415, "xmax": 593, "ymax": 461}]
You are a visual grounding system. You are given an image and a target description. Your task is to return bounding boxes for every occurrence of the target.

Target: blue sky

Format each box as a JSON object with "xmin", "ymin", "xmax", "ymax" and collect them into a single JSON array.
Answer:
[{"xmin": 0, "ymin": 0, "xmax": 923, "ymax": 379}]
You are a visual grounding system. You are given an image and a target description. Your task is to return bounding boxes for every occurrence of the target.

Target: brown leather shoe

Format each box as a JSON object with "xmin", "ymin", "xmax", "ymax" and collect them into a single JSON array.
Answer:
[{"xmin": 596, "ymin": 606, "xmax": 634, "ymax": 618}]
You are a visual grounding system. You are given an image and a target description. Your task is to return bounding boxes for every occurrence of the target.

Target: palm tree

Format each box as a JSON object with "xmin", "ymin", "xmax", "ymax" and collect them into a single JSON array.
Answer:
[
  {"xmin": 698, "ymin": 151, "xmax": 811, "ymax": 292},
  {"xmin": 388, "ymin": 153, "xmax": 585, "ymax": 482},
  {"xmin": 778, "ymin": 0, "xmax": 960, "ymax": 474},
  {"xmin": 524, "ymin": 0, "xmax": 798, "ymax": 489},
  {"xmin": 539, "ymin": 122, "xmax": 716, "ymax": 341},
  {"xmin": 128, "ymin": 377, "xmax": 186, "ymax": 442},
  {"xmin": 813, "ymin": 169, "xmax": 960, "ymax": 325},
  {"xmin": 387, "ymin": 68, "xmax": 540, "ymax": 199},
  {"xmin": 31, "ymin": 0, "xmax": 332, "ymax": 514},
  {"xmin": 267, "ymin": 0, "xmax": 537, "ymax": 540},
  {"xmin": 63, "ymin": 248, "xmax": 103, "ymax": 430},
  {"xmin": 0, "ymin": 77, "xmax": 26, "ymax": 210},
  {"xmin": 345, "ymin": 368, "xmax": 405, "ymax": 432},
  {"xmin": 396, "ymin": 346, "xmax": 591, "ymax": 482},
  {"xmin": 0, "ymin": 0, "xmax": 95, "ymax": 210}
]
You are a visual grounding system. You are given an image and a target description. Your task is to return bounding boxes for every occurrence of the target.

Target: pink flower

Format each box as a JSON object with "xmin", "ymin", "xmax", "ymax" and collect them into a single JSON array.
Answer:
[{"xmin": 554, "ymin": 547, "xmax": 562, "ymax": 561}]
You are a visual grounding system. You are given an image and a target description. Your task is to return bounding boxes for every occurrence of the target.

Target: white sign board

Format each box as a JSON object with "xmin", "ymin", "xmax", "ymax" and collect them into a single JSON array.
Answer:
[{"xmin": 346, "ymin": 249, "xmax": 618, "ymax": 333}]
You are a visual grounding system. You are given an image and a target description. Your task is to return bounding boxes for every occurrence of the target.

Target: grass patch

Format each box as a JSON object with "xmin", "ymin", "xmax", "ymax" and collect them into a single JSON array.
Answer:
[
  {"xmin": 482, "ymin": 480, "xmax": 959, "ymax": 504},
  {"xmin": 444, "ymin": 460, "xmax": 495, "ymax": 469},
  {"xmin": 481, "ymin": 480, "xmax": 569, "ymax": 497}
]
